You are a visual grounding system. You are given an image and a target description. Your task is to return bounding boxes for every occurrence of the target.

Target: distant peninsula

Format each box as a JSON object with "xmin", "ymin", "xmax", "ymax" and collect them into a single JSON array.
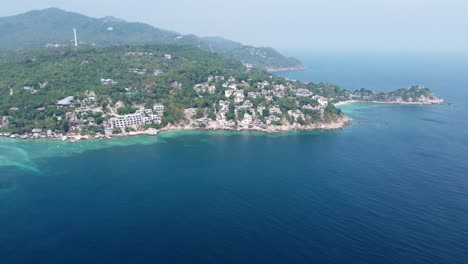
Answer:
[
  {"xmin": 0, "ymin": 44, "xmax": 443, "ymax": 141},
  {"xmin": 340, "ymin": 86, "xmax": 444, "ymax": 105}
]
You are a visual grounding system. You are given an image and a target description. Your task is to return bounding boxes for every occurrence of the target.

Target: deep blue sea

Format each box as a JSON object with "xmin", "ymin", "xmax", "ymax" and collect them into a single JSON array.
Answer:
[{"xmin": 1, "ymin": 52, "xmax": 468, "ymax": 264}]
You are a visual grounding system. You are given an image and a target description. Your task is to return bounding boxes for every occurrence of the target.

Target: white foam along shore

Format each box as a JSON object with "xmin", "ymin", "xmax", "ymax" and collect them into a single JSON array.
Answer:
[
  {"xmin": 334, "ymin": 100, "xmax": 361, "ymax": 106},
  {"xmin": 334, "ymin": 99, "xmax": 444, "ymax": 106}
]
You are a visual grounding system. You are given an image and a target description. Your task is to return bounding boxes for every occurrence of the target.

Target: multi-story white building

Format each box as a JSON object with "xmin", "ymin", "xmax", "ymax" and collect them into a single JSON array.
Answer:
[
  {"xmin": 110, "ymin": 114, "xmax": 144, "ymax": 129},
  {"xmin": 111, "ymin": 105, "xmax": 164, "ymax": 129},
  {"xmin": 153, "ymin": 104, "xmax": 165, "ymax": 115}
]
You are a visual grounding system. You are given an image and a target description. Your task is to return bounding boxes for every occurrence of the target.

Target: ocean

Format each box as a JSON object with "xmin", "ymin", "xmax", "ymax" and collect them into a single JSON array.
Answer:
[{"xmin": 1, "ymin": 52, "xmax": 467, "ymax": 264}]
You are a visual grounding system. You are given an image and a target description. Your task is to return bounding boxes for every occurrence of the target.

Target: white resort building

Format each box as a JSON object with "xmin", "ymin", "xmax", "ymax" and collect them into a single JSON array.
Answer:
[{"xmin": 110, "ymin": 113, "xmax": 144, "ymax": 129}]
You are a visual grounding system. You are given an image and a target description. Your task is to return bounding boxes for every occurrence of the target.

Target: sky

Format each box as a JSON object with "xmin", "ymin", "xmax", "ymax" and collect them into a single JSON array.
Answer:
[{"xmin": 1, "ymin": 0, "xmax": 467, "ymax": 52}]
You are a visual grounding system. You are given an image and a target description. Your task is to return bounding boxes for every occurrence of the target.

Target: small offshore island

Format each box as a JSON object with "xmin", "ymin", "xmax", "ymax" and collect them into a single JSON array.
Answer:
[{"xmin": 0, "ymin": 45, "xmax": 442, "ymax": 141}]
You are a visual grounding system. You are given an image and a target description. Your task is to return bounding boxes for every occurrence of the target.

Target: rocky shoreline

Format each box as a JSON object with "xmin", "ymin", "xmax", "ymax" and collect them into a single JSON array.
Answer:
[
  {"xmin": 335, "ymin": 98, "xmax": 444, "ymax": 106},
  {"xmin": 160, "ymin": 116, "xmax": 349, "ymax": 134},
  {"xmin": 2, "ymin": 95, "xmax": 444, "ymax": 142},
  {"xmin": 0, "ymin": 117, "xmax": 349, "ymax": 142},
  {"xmin": 1, "ymin": 93, "xmax": 443, "ymax": 142}
]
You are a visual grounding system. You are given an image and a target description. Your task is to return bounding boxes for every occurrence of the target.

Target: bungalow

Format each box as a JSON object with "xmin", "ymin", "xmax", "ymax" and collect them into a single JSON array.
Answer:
[
  {"xmin": 101, "ymin": 78, "xmax": 118, "ymax": 85},
  {"xmin": 243, "ymin": 100, "xmax": 254, "ymax": 108},
  {"xmin": 129, "ymin": 68, "xmax": 147, "ymax": 75},
  {"xmin": 273, "ymin": 91, "xmax": 285, "ymax": 98},
  {"xmin": 184, "ymin": 108, "xmax": 197, "ymax": 116},
  {"xmin": 86, "ymin": 91, "xmax": 96, "ymax": 101},
  {"xmin": 248, "ymin": 92, "xmax": 257, "ymax": 99},
  {"xmin": 288, "ymin": 110, "xmax": 304, "ymax": 121},
  {"xmin": 23, "ymin": 86, "xmax": 37, "ymax": 94},
  {"xmin": 269, "ymin": 107, "xmax": 282, "ymax": 115},
  {"xmin": 266, "ymin": 115, "xmax": 281, "ymax": 124},
  {"xmin": 171, "ymin": 81, "xmax": 182, "ymax": 90},
  {"xmin": 261, "ymin": 89, "xmax": 271, "ymax": 96},
  {"xmin": 83, "ymin": 91, "xmax": 96, "ymax": 105},
  {"xmin": 274, "ymin": 84, "xmax": 286, "ymax": 91},
  {"xmin": 208, "ymin": 85, "xmax": 216, "ymax": 94},
  {"xmin": 296, "ymin": 88, "xmax": 312, "ymax": 97},
  {"xmin": 57, "ymin": 96, "xmax": 74, "ymax": 107},
  {"xmin": 234, "ymin": 94, "xmax": 245, "ymax": 104},
  {"xmin": 256, "ymin": 81, "xmax": 270, "ymax": 89},
  {"xmin": 32, "ymin": 128, "xmax": 43, "ymax": 134},
  {"xmin": 257, "ymin": 106, "xmax": 266, "ymax": 115},
  {"xmin": 312, "ymin": 95, "xmax": 328, "ymax": 106},
  {"xmin": 240, "ymin": 113, "xmax": 253, "ymax": 126},
  {"xmin": 46, "ymin": 130, "xmax": 54, "ymax": 137},
  {"xmin": 36, "ymin": 106, "xmax": 46, "ymax": 112},
  {"xmin": 303, "ymin": 104, "xmax": 320, "ymax": 110},
  {"xmin": 234, "ymin": 90, "xmax": 245, "ymax": 103},
  {"xmin": 154, "ymin": 69, "xmax": 163, "ymax": 76},
  {"xmin": 219, "ymin": 100, "xmax": 230, "ymax": 108},
  {"xmin": 252, "ymin": 120, "xmax": 265, "ymax": 127},
  {"xmin": 225, "ymin": 90, "xmax": 234, "ymax": 98},
  {"xmin": 194, "ymin": 84, "xmax": 206, "ymax": 94},
  {"xmin": 105, "ymin": 127, "xmax": 114, "ymax": 136}
]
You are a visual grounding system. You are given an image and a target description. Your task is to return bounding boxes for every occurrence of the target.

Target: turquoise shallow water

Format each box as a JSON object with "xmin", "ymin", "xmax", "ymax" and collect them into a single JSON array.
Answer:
[{"xmin": 1, "ymin": 53, "xmax": 468, "ymax": 263}]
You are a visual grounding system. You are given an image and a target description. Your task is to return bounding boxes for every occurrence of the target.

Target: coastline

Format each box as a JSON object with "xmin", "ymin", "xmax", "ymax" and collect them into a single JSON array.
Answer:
[
  {"xmin": 334, "ymin": 100, "xmax": 361, "ymax": 106},
  {"xmin": 334, "ymin": 99, "xmax": 444, "ymax": 106},
  {"xmin": 1, "ymin": 96, "xmax": 443, "ymax": 143},
  {"xmin": 0, "ymin": 117, "xmax": 349, "ymax": 143},
  {"xmin": 160, "ymin": 116, "xmax": 349, "ymax": 134},
  {"xmin": 2, "ymin": 93, "xmax": 444, "ymax": 143},
  {"xmin": 266, "ymin": 65, "xmax": 307, "ymax": 72}
]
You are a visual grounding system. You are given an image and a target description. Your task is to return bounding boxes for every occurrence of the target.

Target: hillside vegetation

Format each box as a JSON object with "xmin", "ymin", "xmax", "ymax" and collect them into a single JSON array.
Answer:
[
  {"xmin": 0, "ymin": 8, "xmax": 304, "ymax": 71},
  {"xmin": 0, "ymin": 45, "xmax": 345, "ymax": 136}
]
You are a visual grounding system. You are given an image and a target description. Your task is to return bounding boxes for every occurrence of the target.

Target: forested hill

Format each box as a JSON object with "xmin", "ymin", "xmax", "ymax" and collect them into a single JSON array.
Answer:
[
  {"xmin": 0, "ymin": 44, "xmax": 346, "ymax": 135},
  {"xmin": 0, "ymin": 8, "xmax": 304, "ymax": 71},
  {"xmin": 0, "ymin": 45, "xmax": 256, "ymax": 115}
]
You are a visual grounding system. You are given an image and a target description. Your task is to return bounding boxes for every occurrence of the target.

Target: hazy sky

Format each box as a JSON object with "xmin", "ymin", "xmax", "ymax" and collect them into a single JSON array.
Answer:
[{"xmin": 1, "ymin": 0, "xmax": 467, "ymax": 52}]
